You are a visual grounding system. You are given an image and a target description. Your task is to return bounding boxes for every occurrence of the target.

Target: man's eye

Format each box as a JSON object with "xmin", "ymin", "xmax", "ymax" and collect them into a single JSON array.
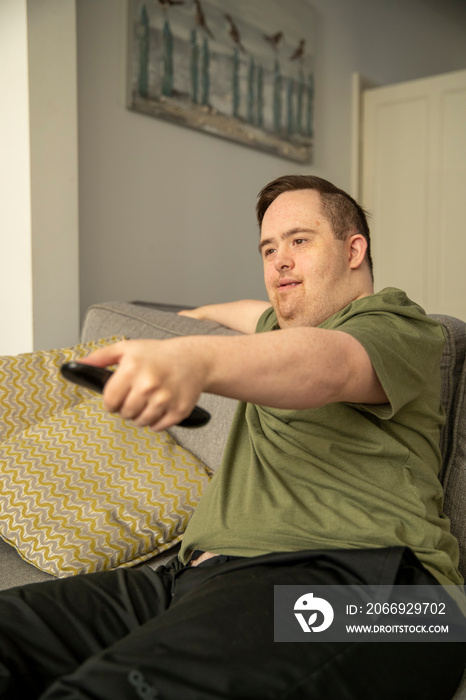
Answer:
[
  {"xmin": 264, "ymin": 248, "xmax": 275, "ymax": 257},
  {"xmin": 294, "ymin": 238, "xmax": 306, "ymax": 246}
]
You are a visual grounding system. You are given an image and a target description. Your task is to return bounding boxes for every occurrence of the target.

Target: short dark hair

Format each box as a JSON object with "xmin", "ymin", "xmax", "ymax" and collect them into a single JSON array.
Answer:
[{"xmin": 256, "ymin": 175, "xmax": 373, "ymax": 280}]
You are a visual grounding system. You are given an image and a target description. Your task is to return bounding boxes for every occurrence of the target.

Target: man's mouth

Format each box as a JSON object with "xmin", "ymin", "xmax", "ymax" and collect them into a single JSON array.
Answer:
[{"xmin": 278, "ymin": 279, "xmax": 302, "ymax": 290}]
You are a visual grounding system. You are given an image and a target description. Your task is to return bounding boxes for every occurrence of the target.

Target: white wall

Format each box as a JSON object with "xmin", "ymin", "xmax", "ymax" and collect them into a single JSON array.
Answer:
[
  {"xmin": 0, "ymin": 1, "xmax": 33, "ymax": 354},
  {"xmin": 77, "ymin": 0, "xmax": 466, "ymax": 319},
  {"xmin": 0, "ymin": 0, "xmax": 80, "ymax": 355}
]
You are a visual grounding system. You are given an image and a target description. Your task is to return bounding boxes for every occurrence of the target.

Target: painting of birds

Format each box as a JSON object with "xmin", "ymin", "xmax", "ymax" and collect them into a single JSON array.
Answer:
[
  {"xmin": 224, "ymin": 13, "xmax": 246, "ymax": 53},
  {"xmin": 129, "ymin": 0, "xmax": 315, "ymax": 163},
  {"xmin": 194, "ymin": 0, "xmax": 215, "ymax": 40}
]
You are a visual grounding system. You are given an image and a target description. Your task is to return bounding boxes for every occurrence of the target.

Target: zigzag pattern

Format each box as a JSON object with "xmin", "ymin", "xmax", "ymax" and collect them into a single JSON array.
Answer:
[
  {"xmin": 0, "ymin": 341, "xmax": 210, "ymax": 577},
  {"xmin": 0, "ymin": 337, "xmax": 125, "ymax": 441}
]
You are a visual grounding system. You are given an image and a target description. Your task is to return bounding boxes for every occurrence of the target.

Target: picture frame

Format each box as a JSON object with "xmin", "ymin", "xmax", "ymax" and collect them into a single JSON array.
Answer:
[{"xmin": 127, "ymin": 0, "xmax": 316, "ymax": 162}]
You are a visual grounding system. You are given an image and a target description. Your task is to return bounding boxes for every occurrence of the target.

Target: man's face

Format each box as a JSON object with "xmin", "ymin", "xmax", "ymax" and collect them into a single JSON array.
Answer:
[{"xmin": 259, "ymin": 189, "xmax": 356, "ymax": 328}]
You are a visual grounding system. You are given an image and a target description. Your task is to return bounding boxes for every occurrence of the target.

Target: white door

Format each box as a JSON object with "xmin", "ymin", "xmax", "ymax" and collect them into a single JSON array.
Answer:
[{"xmin": 360, "ymin": 68, "xmax": 466, "ymax": 319}]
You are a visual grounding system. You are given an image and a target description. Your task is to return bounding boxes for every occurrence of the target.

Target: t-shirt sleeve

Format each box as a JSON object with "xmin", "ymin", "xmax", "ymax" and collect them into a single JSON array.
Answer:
[{"xmin": 339, "ymin": 311, "xmax": 445, "ymax": 419}]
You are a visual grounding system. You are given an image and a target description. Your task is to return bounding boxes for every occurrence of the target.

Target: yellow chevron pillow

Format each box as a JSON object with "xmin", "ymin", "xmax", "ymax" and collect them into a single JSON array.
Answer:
[{"xmin": 0, "ymin": 340, "xmax": 210, "ymax": 577}]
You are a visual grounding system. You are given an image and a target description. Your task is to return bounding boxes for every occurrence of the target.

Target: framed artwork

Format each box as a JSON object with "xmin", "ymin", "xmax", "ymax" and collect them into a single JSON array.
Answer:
[{"xmin": 127, "ymin": 0, "xmax": 316, "ymax": 162}]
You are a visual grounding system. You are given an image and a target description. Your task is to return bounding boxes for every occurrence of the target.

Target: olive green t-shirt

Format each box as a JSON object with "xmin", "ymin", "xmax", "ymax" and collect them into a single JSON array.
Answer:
[{"xmin": 180, "ymin": 288, "xmax": 463, "ymax": 589}]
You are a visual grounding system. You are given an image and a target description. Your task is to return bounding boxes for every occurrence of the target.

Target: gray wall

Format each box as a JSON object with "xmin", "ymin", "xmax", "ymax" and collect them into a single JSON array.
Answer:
[{"xmin": 77, "ymin": 0, "xmax": 466, "ymax": 320}]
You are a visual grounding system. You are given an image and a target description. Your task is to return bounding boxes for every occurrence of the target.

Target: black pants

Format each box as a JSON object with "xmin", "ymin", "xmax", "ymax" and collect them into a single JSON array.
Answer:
[{"xmin": 0, "ymin": 547, "xmax": 464, "ymax": 700}]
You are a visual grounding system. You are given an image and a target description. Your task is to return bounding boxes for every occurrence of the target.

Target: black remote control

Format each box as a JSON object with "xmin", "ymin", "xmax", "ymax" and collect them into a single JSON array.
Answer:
[{"xmin": 60, "ymin": 361, "xmax": 210, "ymax": 428}]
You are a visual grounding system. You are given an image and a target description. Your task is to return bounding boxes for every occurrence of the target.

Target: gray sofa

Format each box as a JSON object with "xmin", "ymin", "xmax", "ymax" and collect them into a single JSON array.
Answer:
[{"xmin": 0, "ymin": 300, "xmax": 465, "ymax": 697}]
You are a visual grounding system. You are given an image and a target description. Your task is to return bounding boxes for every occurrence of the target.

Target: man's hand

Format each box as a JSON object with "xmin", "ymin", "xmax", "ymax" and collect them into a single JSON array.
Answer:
[{"xmin": 82, "ymin": 338, "xmax": 208, "ymax": 432}]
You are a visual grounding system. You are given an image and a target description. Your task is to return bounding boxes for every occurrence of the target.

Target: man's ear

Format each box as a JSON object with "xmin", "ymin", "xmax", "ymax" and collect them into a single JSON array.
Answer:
[{"xmin": 348, "ymin": 234, "xmax": 367, "ymax": 270}]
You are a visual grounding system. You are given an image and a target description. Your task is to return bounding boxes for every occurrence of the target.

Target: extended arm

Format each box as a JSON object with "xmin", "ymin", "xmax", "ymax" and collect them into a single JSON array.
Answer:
[
  {"xmin": 83, "ymin": 328, "xmax": 387, "ymax": 431},
  {"xmin": 178, "ymin": 300, "xmax": 271, "ymax": 334}
]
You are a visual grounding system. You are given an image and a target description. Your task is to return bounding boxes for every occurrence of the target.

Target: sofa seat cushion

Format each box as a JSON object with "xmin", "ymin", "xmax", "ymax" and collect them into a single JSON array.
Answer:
[{"xmin": 0, "ymin": 340, "xmax": 210, "ymax": 578}]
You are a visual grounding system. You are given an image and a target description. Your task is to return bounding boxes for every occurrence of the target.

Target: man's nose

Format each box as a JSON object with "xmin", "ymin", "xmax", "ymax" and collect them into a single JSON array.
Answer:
[{"xmin": 274, "ymin": 247, "xmax": 294, "ymax": 270}]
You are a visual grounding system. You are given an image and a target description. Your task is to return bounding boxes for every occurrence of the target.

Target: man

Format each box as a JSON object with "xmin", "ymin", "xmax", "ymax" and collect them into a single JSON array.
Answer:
[{"xmin": 0, "ymin": 175, "xmax": 464, "ymax": 699}]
